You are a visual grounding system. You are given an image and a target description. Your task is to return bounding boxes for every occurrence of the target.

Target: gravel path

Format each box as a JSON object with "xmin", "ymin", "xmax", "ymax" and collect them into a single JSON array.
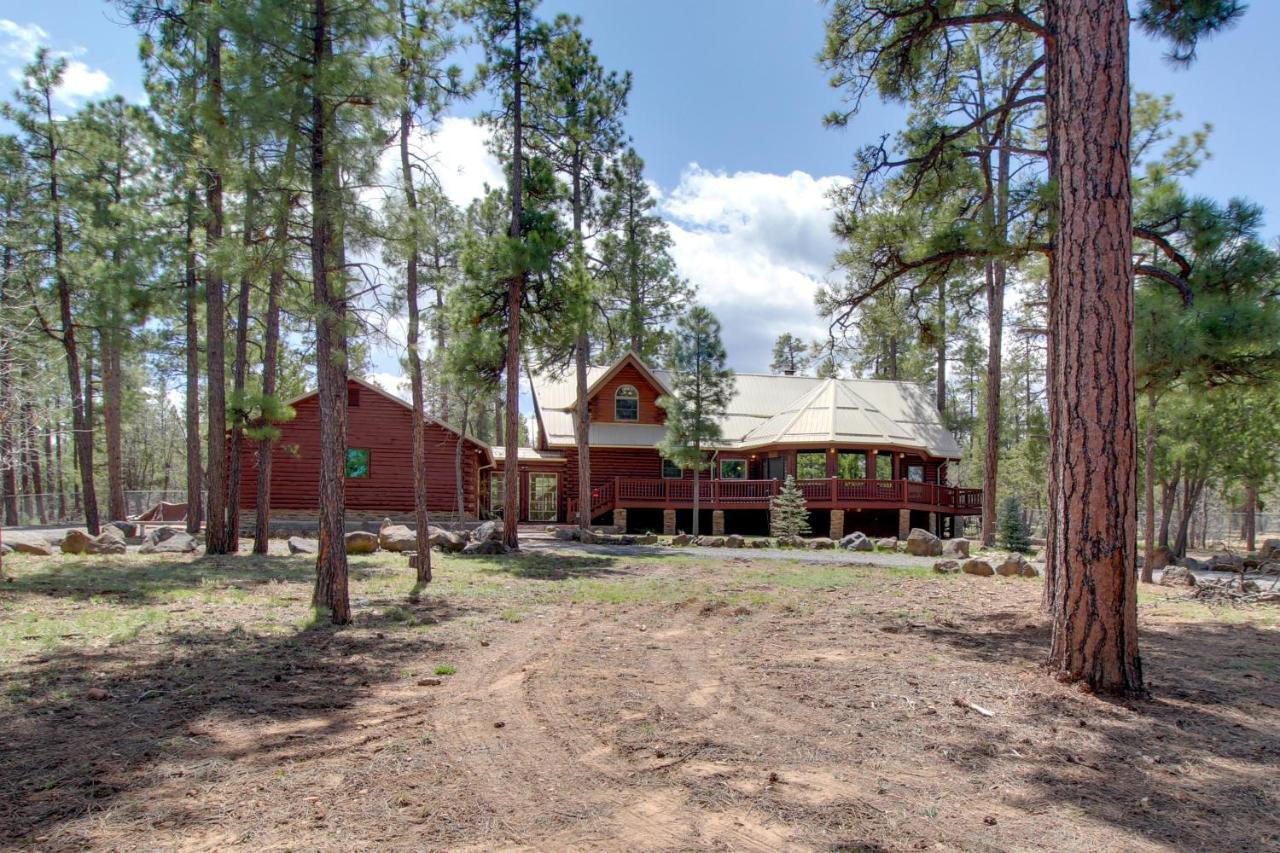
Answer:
[{"xmin": 522, "ymin": 538, "xmax": 942, "ymax": 569}]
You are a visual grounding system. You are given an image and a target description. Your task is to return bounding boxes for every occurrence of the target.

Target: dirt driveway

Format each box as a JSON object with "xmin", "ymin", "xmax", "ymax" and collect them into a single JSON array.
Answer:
[{"xmin": 1, "ymin": 547, "xmax": 1276, "ymax": 851}]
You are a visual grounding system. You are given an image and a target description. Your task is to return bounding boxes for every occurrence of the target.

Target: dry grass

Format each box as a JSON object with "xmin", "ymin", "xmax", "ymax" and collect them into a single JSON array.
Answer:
[{"xmin": 0, "ymin": 544, "xmax": 1276, "ymax": 851}]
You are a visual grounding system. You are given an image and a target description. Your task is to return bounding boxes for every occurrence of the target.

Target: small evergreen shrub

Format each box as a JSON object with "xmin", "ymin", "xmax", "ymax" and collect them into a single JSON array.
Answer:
[
  {"xmin": 770, "ymin": 475, "xmax": 811, "ymax": 538},
  {"xmin": 997, "ymin": 495, "xmax": 1032, "ymax": 553}
]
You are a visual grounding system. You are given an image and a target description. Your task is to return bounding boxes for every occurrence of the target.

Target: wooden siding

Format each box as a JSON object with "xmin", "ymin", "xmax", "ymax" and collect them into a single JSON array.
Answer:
[
  {"xmin": 237, "ymin": 379, "xmax": 486, "ymax": 515},
  {"xmin": 588, "ymin": 361, "xmax": 667, "ymax": 425}
]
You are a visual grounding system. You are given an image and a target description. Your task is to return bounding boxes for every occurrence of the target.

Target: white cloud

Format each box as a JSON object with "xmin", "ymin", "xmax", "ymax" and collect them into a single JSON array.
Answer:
[
  {"xmin": 56, "ymin": 59, "xmax": 111, "ymax": 104},
  {"xmin": 376, "ymin": 115, "xmax": 505, "ymax": 212},
  {"xmin": 660, "ymin": 164, "xmax": 848, "ymax": 373},
  {"xmin": 366, "ymin": 372, "xmax": 411, "ymax": 401},
  {"xmin": 0, "ymin": 19, "xmax": 112, "ymax": 106}
]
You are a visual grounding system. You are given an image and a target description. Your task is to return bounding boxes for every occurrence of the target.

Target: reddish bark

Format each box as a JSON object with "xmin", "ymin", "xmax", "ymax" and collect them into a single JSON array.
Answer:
[{"xmin": 1043, "ymin": 0, "xmax": 1143, "ymax": 696}]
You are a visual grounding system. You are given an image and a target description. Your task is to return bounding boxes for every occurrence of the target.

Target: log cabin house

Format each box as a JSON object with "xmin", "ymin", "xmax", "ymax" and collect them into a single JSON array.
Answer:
[
  {"xmin": 488, "ymin": 352, "xmax": 980, "ymax": 539},
  {"xmin": 236, "ymin": 377, "xmax": 492, "ymax": 523}
]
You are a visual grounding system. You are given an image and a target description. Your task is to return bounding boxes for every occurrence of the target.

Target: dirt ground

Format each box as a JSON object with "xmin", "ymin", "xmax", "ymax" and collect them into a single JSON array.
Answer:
[{"xmin": 1, "ymin": 544, "xmax": 1277, "ymax": 852}]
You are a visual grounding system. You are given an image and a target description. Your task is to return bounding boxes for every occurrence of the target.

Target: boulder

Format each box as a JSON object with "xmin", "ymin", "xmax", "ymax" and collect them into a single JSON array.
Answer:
[
  {"xmin": 695, "ymin": 536, "xmax": 726, "ymax": 548},
  {"xmin": 1259, "ymin": 538, "xmax": 1280, "ymax": 561},
  {"xmin": 287, "ymin": 536, "xmax": 318, "ymax": 555},
  {"xmin": 807, "ymin": 537, "xmax": 835, "ymax": 550},
  {"xmin": 638, "ymin": 534, "xmax": 659, "ymax": 545},
  {"xmin": 876, "ymin": 537, "xmax": 898, "ymax": 551},
  {"xmin": 579, "ymin": 529, "xmax": 598, "ymax": 544},
  {"xmin": 840, "ymin": 532, "xmax": 874, "ymax": 552},
  {"xmin": 1207, "ymin": 553, "xmax": 1245, "ymax": 572},
  {"xmin": 748, "ymin": 538, "xmax": 770, "ymax": 548},
  {"xmin": 98, "ymin": 525, "xmax": 126, "ymax": 544},
  {"xmin": 552, "ymin": 527, "xmax": 579, "ymax": 541},
  {"xmin": 379, "ymin": 521, "xmax": 417, "ymax": 552},
  {"xmin": 962, "ymin": 558, "xmax": 995, "ymax": 577},
  {"xmin": 98, "ymin": 534, "xmax": 127, "ymax": 554},
  {"xmin": 60, "ymin": 529, "xmax": 96, "ymax": 555},
  {"xmin": 670, "ymin": 533, "xmax": 693, "ymax": 547},
  {"xmin": 1178, "ymin": 557, "xmax": 1206, "ymax": 572},
  {"xmin": 60, "ymin": 530, "xmax": 127, "ymax": 555},
  {"xmin": 471, "ymin": 519, "xmax": 504, "ymax": 544},
  {"xmin": 106, "ymin": 521, "xmax": 139, "ymax": 539},
  {"xmin": 1023, "ymin": 562, "xmax": 1043, "ymax": 578},
  {"xmin": 461, "ymin": 539, "xmax": 507, "ymax": 555},
  {"xmin": 1260, "ymin": 560, "xmax": 1280, "ymax": 575},
  {"xmin": 139, "ymin": 525, "xmax": 198, "ymax": 550},
  {"xmin": 932, "ymin": 560, "xmax": 960, "ymax": 574},
  {"xmin": 996, "ymin": 554, "xmax": 1027, "ymax": 577},
  {"xmin": 1159, "ymin": 565, "xmax": 1197, "ymax": 587},
  {"xmin": 428, "ymin": 527, "xmax": 466, "ymax": 553},
  {"xmin": 4, "ymin": 531, "xmax": 54, "ymax": 556},
  {"xmin": 725, "ymin": 534, "xmax": 745, "ymax": 548},
  {"xmin": 345, "ymin": 530, "xmax": 380, "ymax": 554},
  {"xmin": 905, "ymin": 528, "xmax": 943, "ymax": 557},
  {"xmin": 942, "ymin": 538, "xmax": 970, "ymax": 558},
  {"xmin": 774, "ymin": 535, "xmax": 805, "ymax": 548}
]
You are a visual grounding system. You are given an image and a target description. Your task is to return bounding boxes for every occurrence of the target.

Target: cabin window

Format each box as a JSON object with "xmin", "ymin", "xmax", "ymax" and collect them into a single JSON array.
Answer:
[
  {"xmin": 796, "ymin": 452, "xmax": 826, "ymax": 480},
  {"xmin": 614, "ymin": 384, "xmax": 639, "ymax": 421},
  {"xmin": 906, "ymin": 464, "xmax": 925, "ymax": 483},
  {"xmin": 489, "ymin": 475, "xmax": 504, "ymax": 516},
  {"xmin": 348, "ymin": 386, "xmax": 361, "ymax": 407},
  {"xmin": 876, "ymin": 454, "xmax": 893, "ymax": 480},
  {"xmin": 345, "ymin": 448, "xmax": 371, "ymax": 478},
  {"xmin": 719, "ymin": 459, "xmax": 746, "ymax": 480},
  {"xmin": 661, "ymin": 459, "xmax": 683, "ymax": 479}
]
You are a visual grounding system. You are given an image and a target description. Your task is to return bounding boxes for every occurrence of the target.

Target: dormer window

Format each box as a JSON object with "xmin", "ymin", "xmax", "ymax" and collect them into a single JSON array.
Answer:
[{"xmin": 614, "ymin": 384, "xmax": 639, "ymax": 421}]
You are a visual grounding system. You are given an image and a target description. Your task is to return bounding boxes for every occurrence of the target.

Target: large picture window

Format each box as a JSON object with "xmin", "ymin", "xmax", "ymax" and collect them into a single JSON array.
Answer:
[
  {"xmin": 662, "ymin": 459, "xmax": 683, "ymax": 479},
  {"xmin": 719, "ymin": 459, "xmax": 747, "ymax": 480},
  {"xmin": 614, "ymin": 384, "xmax": 639, "ymax": 421},
  {"xmin": 837, "ymin": 451, "xmax": 866, "ymax": 479},
  {"xmin": 796, "ymin": 451, "xmax": 826, "ymax": 480},
  {"xmin": 345, "ymin": 448, "xmax": 371, "ymax": 478}
]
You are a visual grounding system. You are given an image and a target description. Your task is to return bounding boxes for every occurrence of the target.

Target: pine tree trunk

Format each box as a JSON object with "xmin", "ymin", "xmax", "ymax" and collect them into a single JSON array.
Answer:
[
  {"xmin": 203, "ymin": 26, "xmax": 232, "ymax": 554},
  {"xmin": 42, "ymin": 420, "xmax": 56, "ymax": 520},
  {"xmin": 691, "ymin": 458, "xmax": 700, "ymax": 537},
  {"xmin": 309, "ymin": 0, "xmax": 351, "ymax": 623},
  {"xmin": 25, "ymin": 407, "xmax": 46, "ymax": 524},
  {"xmin": 226, "ymin": 172, "xmax": 255, "ymax": 552},
  {"xmin": 1158, "ymin": 466, "xmax": 1179, "ymax": 550},
  {"xmin": 252, "ymin": 225, "xmax": 285, "ymax": 555},
  {"xmin": 502, "ymin": 0, "xmax": 525, "ymax": 551},
  {"xmin": 45, "ymin": 83, "xmax": 99, "ymax": 534},
  {"xmin": 981, "ymin": 135, "xmax": 1010, "ymax": 548},
  {"xmin": 184, "ymin": 190, "xmax": 203, "ymax": 536},
  {"xmin": 399, "ymin": 69, "xmax": 433, "ymax": 583},
  {"xmin": 1244, "ymin": 485, "xmax": 1257, "ymax": 552},
  {"xmin": 55, "ymin": 420, "xmax": 66, "ymax": 519},
  {"xmin": 934, "ymin": 277, "xmax": 946, "ymax": 413},
  {"xmin": 1172, "ymin": 477, "xmax": 1204, "ymax": 558},
  {"xmin": 571, "ymin": 158, "xmax": 592, "ymax": 530},
  {"xmin": 1044, "ymin": 0, "xmax": 1142, "ymax": 696},
  {"xmin": 1141, "ymin": 388, "xmax": 1158, "ymax": 583},
  {"xmin": 101, "ymin": 330, "xmax": 126, "ymax": 522}
]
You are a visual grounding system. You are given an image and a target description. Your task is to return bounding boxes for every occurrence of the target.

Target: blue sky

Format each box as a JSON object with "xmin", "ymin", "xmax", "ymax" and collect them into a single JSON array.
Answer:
[{"xmin": 4, "ymin": 1, "xmax": 1278, "ymax": 397}]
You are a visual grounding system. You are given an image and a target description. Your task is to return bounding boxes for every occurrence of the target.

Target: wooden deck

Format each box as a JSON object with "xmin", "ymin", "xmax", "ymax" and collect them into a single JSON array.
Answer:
[{"xmin": 571, "ymin": 477, "xmax": 982, "ymax": 519}]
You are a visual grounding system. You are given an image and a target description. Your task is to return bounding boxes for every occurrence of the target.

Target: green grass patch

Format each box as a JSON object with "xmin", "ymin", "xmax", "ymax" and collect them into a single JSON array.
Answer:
[{"xmin": 434, "ymin": 664, "xmax": 457, "ymax": 676}]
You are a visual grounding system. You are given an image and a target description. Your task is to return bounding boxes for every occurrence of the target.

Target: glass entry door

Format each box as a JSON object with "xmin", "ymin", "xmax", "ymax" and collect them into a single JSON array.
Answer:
[{"xmin": 528, "ymin": 473, "xmax": 558, "ymax": 522}]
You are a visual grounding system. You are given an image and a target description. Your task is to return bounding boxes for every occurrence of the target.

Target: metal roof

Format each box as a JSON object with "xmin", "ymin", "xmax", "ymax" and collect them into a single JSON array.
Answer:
[{"xmin": 529, "ymin": 354, "xmax": 963, "ymax": 459}]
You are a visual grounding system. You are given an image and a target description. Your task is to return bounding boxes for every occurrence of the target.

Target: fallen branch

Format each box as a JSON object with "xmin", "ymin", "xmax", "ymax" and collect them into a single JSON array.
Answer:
[{"xmin": 953, "ymin": 697, "xmax": 995, "ymax": 717}]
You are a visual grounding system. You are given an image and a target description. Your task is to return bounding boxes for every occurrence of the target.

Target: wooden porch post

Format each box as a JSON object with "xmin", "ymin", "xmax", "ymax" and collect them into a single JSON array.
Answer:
[{"xmin": 867, "ymin": 449, "xmax": 877, "ymax": 480}]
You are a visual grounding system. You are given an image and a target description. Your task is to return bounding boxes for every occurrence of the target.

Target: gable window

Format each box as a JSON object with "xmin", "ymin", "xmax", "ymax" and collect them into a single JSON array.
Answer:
[
  {"xmin": 345, "ymin": 448, "xmax": 371, "ymax": 478},
  {"xmin": 614, "ymin": 384, "xmax": 639, "ymax": 421},
  {"xmin": 348, "ymin": 386, "xmax": 361, "ymax": 407},
  {"xmin": 719, "ymin": 459, "xmax": 746, "ymax": 480},
  {"xmin": 661, "ymin": 459, "xmax": 683, "ymax": 479}
]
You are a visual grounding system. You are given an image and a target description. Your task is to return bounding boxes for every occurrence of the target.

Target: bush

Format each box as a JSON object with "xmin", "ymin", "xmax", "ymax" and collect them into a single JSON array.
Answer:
[
  {"xmin": 997, "ymin": 495, "xmax": 1032, "ymax": 553},
  {"xmin": 770, "ymin": 475, "xmax": 811, "ymax": 538}
]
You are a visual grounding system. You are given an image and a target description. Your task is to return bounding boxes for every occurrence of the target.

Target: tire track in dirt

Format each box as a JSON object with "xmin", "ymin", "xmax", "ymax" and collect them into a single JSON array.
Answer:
[{"xmin": 432, "ymin": 606, "xmax": 806, "ymax": 851}]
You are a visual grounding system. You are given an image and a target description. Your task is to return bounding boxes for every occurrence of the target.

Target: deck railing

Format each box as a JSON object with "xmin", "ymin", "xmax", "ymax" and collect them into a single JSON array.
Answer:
[{"xmin": 605, "ymin": 477, "xmax": 980, "ymax": 511}]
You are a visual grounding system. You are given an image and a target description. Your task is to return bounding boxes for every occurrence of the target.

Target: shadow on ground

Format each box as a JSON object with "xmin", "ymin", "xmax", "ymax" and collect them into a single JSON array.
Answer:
[
  {"xmin": 921, "ymin": 606, "xmax": 1280, "ymax": 849},
  {"xmin": 0, "ymin": 559, "xmax": 473, "ymax": 844}
]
